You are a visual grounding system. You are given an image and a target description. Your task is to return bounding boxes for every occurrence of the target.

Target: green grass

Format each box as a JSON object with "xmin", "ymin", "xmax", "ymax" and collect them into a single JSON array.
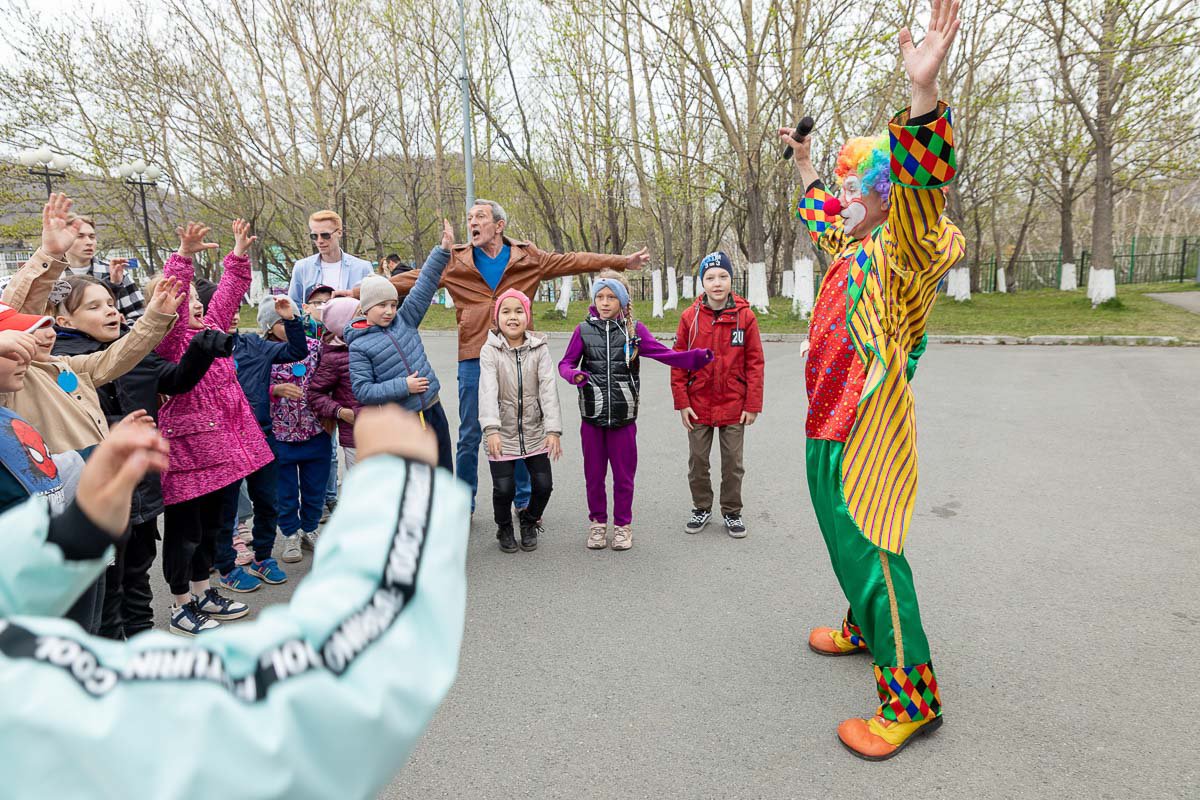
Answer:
[{"xmin": 238, "ymin": 282, "xmax": 1200, "ymax": 341}]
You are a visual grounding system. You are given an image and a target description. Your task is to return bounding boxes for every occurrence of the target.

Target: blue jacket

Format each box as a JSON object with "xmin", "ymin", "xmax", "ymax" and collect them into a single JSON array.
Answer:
[
  {"xmin": 347, "ymin": 247, "xmax": 449, "ymax": 412},
  {"xmin": 288, "ymin": 252, "xmax": 374, "ymax": 308},
  {"xmin": 0, "ymin": 455, "xmax": 469, "ymax": 799},
  {"xmin": 233, "ymin": 316, "xmax": 309, "ymax": 432}
]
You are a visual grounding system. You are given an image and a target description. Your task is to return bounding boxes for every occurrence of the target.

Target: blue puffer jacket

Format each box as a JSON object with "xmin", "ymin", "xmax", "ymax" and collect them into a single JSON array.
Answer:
[{"xmin": 346, "ymin": 246, "xmax": 449, "ymax": 413}]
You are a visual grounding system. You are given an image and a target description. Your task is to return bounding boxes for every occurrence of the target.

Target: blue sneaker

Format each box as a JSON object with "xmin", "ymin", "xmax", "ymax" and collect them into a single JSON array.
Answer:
[
  {"xmin": 218, "ymin": 566, "xmax": 261, "ymax": 593},
  {"xmin": 247, "ymin": 557, "xmax": 287, "ymax": 585}
]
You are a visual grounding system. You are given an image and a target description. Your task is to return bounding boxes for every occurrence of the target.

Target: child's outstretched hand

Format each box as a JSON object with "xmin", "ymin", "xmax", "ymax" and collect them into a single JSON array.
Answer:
[
  {"xmin": 147, "ymin": 276, "xmax": 185, "ymax": 316},
  {"xmin": 407, "ymin": 372, "xmax": 429, "ymax": 394},
  {"xmin": 546, "ymin": 433, "xmax": 562, "ymax": 461},
  {"xmin": 176, "ymin": 222, "xmax": 218, "ymax": 259},
  {"xmin": 232, "ymin": 218, "xmax": 258, "ymax": 257},
  {"xmin": 40, "ymin": 193, "xmax": 83, "ymax": 259},
  {"xmin": 486, "ymin": 433, "xmax": 503, "ymax": 459},
  {"xmin": 440, "ymin": 218, "xmax": 455, "ymax": 251},
  {"xmin": 275, "ymin": 296, "xmax": 296, "ymax": 321}
]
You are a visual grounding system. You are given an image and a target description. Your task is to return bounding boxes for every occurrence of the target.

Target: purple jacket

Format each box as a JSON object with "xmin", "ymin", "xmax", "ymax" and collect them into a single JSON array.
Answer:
[
  {"xmin": 306, "ymin": 342, "xmax": 359, "ymax": 448},
  {"xmin": 155, "ymin": 252, "xmax": 272, "ymax": 505},
  {"xmin": 270, "ymin": 338, "xmax": 324, "ymax": 443}
]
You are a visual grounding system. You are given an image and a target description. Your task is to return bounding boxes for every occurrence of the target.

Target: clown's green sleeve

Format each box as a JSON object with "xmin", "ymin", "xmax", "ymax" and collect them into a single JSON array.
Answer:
[{"xmin": 0, "ymin": 456, "xmax": 469, "ymax": 800}]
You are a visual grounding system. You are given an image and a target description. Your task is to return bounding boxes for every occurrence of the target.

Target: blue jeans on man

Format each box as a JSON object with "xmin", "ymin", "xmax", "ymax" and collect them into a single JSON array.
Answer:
[{"xmin": 457, "ymin": 358, "xmax": 530, "ymax": 512}]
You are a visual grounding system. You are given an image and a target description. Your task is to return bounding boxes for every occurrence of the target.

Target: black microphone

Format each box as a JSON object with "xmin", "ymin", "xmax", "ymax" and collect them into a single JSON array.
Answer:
[{"xmin": 780, "ymin": 116, "xmax": 815, "ymax": 161}]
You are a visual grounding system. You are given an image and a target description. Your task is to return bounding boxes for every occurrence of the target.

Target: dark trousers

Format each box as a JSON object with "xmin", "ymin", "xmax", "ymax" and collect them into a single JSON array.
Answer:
[
  {"xmin": 163, "ymin": 487, "xmax": 231, "ymax": 597},
  {"xmin": 276, "ymin": 432, "xmax": 333, "ymax": 536},
  {"xmin": 489, "ymin": 453, "xmax": 553, "ymax": 528},
  {"xmin": 421, "ymin": 401, "xmax": 455, "ymax": 473},
  {"xmin": 65, "ymin": 571, "xmax": 105, "ymax": 634},
  {"xmin": 215, "ymin": 455, "xmax": 280, "ymax": 574},
  {"xmin": 95, "ymin": 517, "xmax": 159, "ymax": 639}
]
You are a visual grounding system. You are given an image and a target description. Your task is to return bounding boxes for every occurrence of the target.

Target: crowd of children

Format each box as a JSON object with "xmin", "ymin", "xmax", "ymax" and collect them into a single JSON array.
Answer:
[{"xmin": 0, "ymin": 192, "xmax": 766, "ymax": 641}]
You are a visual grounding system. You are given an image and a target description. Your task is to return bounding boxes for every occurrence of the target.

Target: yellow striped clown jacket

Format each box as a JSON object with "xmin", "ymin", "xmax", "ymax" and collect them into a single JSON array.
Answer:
[{"xmin": 795, "ymin": 102, "xmax": 965, "ymax": 555}]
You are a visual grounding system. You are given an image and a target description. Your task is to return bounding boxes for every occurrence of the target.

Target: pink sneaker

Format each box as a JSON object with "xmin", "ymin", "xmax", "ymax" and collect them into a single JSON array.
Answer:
[{"xmin": 236, "ymin": 522, "xmax": 252, "ymax": 545}]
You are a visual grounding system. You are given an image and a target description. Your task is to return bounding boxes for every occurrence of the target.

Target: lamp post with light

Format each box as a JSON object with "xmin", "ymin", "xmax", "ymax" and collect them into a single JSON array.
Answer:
[
  {"xmin": 117, "ymin": 160, "xmax": 162, "ymax": 273},
  {"xmin": 17, "ymin": 148, "xmax": 69, "ymax": 198}
]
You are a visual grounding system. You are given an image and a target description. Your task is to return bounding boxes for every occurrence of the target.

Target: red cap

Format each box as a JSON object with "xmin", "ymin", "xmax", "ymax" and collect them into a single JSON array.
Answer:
[{"xmin": 0, "ymin": 303, "xmax": 53, "ymax": 333}]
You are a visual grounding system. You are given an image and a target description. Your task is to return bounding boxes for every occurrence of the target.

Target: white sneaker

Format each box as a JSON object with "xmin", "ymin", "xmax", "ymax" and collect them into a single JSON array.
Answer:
[
  {"xmin": 169, "ymin": 601, "xmax": 219, "ymax": 637},
  {"xmin": 300, "ymin": 529, "xmax": 320, "ymax": 551},
  {"xmin": 280, "ymin": 535, "xmax": 302, "ymax": 563}
]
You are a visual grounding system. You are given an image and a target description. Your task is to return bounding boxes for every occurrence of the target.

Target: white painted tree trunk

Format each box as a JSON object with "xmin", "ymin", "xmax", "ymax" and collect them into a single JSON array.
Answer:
[
  {"xmin": 681, "ymin": 275, "xmax": 693, "ymax": 298},
  {"xmin": 443, "ymin": 289, "xmax": 454, "ymax": 308},
  {"xmin": 995, "ymin": 266, "xmax": 1007, "ymax": 294},
  {"xmin": 747, "ymin": 261, "xmax": 770, "ymax": 313},
  {"xmin": 1059, "ymin": 262, "xmax": 1077, "ymax": 291},
  {"xmin": 248, "ymin": 269, "xmax": 268, "ymax": 305},
  {"xmin": 793, "ymin": 257, "xmax": 814, "ymax": 318},
  {"xmin": 651, "ymin": 269, "xmax": 664, "ymax": 318},
  {"xmin": 782, "ymin": 270, "xmax": 795, "ymax": 298},
  {"xmin": 949, "ymin": 266, "xmax": 971, "ymax": 302},
  {"xmin": 664, "ymin": 266, "xmax": 679, "ymax": 311},
  {"xmin": 1087, "ymin": 267, "xmax": 1117, "ymax": 306},
  {"xmin": 555, "ymin": 275, "xmax": 571, "ymax": 315}
]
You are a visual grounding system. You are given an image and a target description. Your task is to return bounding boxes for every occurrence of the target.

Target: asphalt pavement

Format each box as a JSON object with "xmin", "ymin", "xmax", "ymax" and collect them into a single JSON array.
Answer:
[{"xmin": 149, "ymin": 337, "xmax": 1200, "ymax": 799}]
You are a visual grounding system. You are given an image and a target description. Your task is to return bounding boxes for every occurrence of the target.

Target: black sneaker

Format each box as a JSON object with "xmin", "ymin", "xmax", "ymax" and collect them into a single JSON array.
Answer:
[
  {"xmin": 497, "ymin": 524, "xmax": 518, "ymax": 553},
  {"xmin": 518, "ymin": 517, "xmax": 538, "ymax": 552},
  {"xmin": 723, "ymin": 513, "xmax": 747, "ymax": 538},
  {"xmin": 685, "ymin": 509, "xmax": 712, "ymax": 534}
]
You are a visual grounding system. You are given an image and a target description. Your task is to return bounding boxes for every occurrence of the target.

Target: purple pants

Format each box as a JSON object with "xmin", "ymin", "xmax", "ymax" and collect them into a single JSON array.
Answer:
[{"xmin": 580, "ymin": 421, "xmax": 638, "ymax": 526}]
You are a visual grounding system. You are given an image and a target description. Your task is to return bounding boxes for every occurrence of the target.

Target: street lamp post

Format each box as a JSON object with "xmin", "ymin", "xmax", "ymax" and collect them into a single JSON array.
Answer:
[
  {"xmin": 17, "ymin": 148, "xmax": 68, "ymax": 198},
  {"xmin": 458, "ymin": 0, "xmax": 474, "ymax": 211},
  {"xmin": 118, "ymin": 160, "xmax": 162, "ymax": 273}
]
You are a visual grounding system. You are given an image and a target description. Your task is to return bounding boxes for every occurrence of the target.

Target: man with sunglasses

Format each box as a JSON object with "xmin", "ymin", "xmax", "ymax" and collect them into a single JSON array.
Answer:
[{"xmin": 288, "ymin": 210, "xmax": 373, "ymax": 310}]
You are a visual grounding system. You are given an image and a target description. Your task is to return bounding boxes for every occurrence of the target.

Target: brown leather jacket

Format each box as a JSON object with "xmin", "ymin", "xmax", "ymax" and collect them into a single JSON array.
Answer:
[{"xmin": 389, "ymin": 238, "xmax": 627, "ymax": 361}]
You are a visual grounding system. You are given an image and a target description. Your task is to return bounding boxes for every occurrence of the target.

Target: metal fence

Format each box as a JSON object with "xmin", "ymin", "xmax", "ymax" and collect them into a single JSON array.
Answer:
[{"xmin": 977, "ymin": 236, "xmax": 1200, "ymax": 292}]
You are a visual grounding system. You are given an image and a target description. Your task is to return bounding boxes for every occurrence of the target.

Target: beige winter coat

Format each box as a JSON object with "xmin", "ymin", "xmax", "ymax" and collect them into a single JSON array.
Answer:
[{"xmin": 479, "ymin": 330, "xmax": 562, "ymax": 458}]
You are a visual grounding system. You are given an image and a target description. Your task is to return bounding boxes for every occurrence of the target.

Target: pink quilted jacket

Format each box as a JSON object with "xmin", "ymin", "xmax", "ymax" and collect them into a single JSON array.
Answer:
[{"xmin": 155, "ymin": 251, "xmax": 272, "ymax": 506}]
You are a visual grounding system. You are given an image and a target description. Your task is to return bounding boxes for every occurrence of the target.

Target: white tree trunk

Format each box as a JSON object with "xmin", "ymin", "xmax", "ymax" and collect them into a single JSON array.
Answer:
[
  {"xmin": 664, "ymin": 266, "xmax": 679, "ymax": 311},
  {"xmin": 443, "ymin": 288, "xmax": 454, "ymax": 308},
  {"xmin": 949, "ymin": 266, "xmax": 971, "ymax": 302},
  {"xmin": 1087, "ymin": 267, "xmax": 1117, "ymax": 306},
  {"xmin": 793, "ymin": 257, "xmax": 814, "ymax": 318},
  {"xmin": 555, "ymin": 275, "xmax": 571, "ymax": 315},
  {"xmin": 1059, "ymin": 262, "xmax": 1077, "ymax": 291},
  {"xmin": 651, "ymin": 269, "xmax": 664, "ymax": 318},
  {"xmin": 747, "ymin": 261, "xmax": 770, "ymax": 313},
  {"xmin": 995, "ymin": 266, "xmax": 1007, "ymax": 294},
  {"xmin": 681, "ymin": 275, "xmax": 693, "ymax": 298},
  {"xmin": 782, "ymin": 270, "xmax": 795, "ymax": 298},
  {"xmin": 248, "ymin": 269, "xmax": 268, "ymax": 305}
]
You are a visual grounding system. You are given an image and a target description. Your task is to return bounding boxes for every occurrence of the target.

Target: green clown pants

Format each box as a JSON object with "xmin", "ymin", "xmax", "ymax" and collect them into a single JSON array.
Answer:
[{"xmin": 806, "ymin": 438, "xmax": 942, "ymax": 722}]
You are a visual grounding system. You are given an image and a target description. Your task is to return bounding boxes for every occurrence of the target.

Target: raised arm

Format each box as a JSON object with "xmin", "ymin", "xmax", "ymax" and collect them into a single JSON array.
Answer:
[
  {"xmin": 531, "ymin": 242, "xmax": 649, "ymax": 280},
  {"xmin": 0, "ymin": 408, "xmax": 469, "ymax": 799},
  {"xmin": 204, "ymin": 219, "xmax": 257, "ymax": 332},
  {"xmin": 66, "ymin": 279, "xmax": 183, "ymax": 386},
  {"xmin": 2, "ymin": 194, "xmax": 81, "ymax": 314},
  {"xmin": 398, "ymin": 226, "xmax": 453, "ymax": 328},
  {"xmin": 633, "ymin": 322, "xmax": 713, "ymax": 372},
  {"xmin": 155, "ymin": 330, "xmax": 230, "ymax": 395},
  {"xmin": 155, "ymin": 222, "xmax": 219, "ymax": 361}
]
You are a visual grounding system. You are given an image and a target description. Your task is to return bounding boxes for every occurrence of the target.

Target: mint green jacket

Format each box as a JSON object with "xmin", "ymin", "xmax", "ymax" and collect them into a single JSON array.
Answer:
[{"xmin": 0, "ymin": 456, "xmax": 468, "ymax": 799}]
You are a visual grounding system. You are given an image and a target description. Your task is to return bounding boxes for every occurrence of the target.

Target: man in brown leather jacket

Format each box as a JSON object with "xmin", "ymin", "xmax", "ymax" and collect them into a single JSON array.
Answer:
[{"xmin": 389, "ymin": 199, "xmax": 649, "ymax": 511}]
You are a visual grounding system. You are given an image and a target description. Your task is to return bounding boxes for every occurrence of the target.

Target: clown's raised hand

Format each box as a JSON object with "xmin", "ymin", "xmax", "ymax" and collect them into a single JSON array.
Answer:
[{"xmin": 899, "ymin": 0, "xmax": 961, "ymax": 115}]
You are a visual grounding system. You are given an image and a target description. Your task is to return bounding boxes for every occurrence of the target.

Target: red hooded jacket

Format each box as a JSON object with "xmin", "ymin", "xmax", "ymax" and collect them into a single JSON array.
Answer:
[{"xmin": 670, "ymin": 294, "xmax": 765, "ymax": 427}]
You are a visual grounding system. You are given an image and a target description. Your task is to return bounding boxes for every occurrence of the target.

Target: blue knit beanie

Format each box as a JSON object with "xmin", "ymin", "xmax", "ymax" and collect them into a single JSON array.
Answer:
[{"xmin": 699, "ymin": 251, "xmax": 732, "ymax": 280}]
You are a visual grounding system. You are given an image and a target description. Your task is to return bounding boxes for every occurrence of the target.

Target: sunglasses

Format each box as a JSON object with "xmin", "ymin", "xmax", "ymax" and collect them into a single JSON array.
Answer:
[{"xmin": 309, "ymin": 231, "xmax": 338, "ymax": 241}]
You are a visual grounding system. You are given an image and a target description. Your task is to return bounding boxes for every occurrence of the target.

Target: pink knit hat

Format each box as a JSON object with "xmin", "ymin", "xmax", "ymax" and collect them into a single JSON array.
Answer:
[{"xmin": 493, "ymin": 289, "xmax": 531, "ymax": 325}]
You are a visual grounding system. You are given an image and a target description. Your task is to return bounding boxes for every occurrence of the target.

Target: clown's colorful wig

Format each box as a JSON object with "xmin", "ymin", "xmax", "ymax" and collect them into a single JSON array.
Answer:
[{"xmin": 835, "ymin": 134, "xmax": 891, "ymax": 204}]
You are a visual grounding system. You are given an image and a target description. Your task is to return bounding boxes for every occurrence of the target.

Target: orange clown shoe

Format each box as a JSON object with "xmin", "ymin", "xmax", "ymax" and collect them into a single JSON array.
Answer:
[
  {"xmin": 837, "ymin": 714, "xmax": 943, "ymax": 761},
  {"xmin": 807, "ymin": 623, "xmax": 869, "ymax": 656}
]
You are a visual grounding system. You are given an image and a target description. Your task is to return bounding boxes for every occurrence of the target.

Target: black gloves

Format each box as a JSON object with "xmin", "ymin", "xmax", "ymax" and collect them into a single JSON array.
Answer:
[{"xmin": 188, "ymin": 329, "xmax": 235, "ymax": 358}]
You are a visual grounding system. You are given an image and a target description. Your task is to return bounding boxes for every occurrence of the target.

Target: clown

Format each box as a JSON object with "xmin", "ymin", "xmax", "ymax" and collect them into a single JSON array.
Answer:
[{"xmin": 779, "ymin": 0, "xmax": 964, "ymax": 760}]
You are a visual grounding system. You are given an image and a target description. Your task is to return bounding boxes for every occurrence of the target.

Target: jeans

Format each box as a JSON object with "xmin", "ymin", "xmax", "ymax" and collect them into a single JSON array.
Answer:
[
  {"xmin": 215, "ymin": 452, "xmax": 281, "ymax": 575},
  {"xmin": 324, "ymin": 435, "xmax": 339, "ymax": 506},
  {"xmin": 457, "ymin": 358, "xmax": 529, "ymax": 510},
  {"xmin": 276, "ymin": 432, "xmax": 333, "ymax": 536}
]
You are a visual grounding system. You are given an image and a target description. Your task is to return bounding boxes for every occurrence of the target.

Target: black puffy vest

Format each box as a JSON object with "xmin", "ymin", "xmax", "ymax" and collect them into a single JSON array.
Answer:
[{"xmin": 577, "ymin": 316, "xmax": 640, "ymax": 428}]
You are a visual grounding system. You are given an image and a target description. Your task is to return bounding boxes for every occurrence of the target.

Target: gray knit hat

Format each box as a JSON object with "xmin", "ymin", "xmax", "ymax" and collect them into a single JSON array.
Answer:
[
  {"xmin": 358, "ymin": 275, "xmax": 398, "ymax": 313},
  {"xmin": 257, "ymin": 294, "xmax": 297, "ymax": 331}
]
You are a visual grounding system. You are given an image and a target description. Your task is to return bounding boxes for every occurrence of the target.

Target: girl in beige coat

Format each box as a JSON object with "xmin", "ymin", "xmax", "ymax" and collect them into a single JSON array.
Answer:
[{"xmin": 479, "ymin": 289, "xmax": 561, "ymax": 553}]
